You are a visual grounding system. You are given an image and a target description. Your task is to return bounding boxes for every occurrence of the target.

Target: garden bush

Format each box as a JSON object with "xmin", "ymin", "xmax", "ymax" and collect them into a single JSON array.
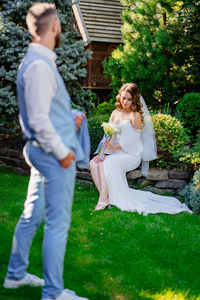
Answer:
[
  {"xmin": 180, "ymin": 169, "xmax": 200, "ymax": 214},
  {"xmin": 177, "ymin": 93, "xmax": 200, "ymax": 137},
  {"xmin": 88, "ymin": 113, "xmax": 189, "ymax": 168},
  {"xmin": 174, "ymin": 129, "xmax": 200, "ymax": 169},
  {"xmin": 151, "ymin": 114, "xmax": 189, "ymax": 169},
  {"xmin": 92, "ymin": 99, "xmax": 115, "ymax": 117},
  {"xmin": 88, "ymin": 114, "xmax": 109, "ymax": 156},
  {"xmin": 0, "ymin": 0, "xmax": 91, "ymax": 132}
]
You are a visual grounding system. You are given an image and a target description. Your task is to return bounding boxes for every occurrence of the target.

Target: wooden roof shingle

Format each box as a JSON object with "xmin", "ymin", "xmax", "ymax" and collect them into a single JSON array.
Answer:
[{"xmin": 72, "ymin": 0, "xmax": 123, "ymax": 43}]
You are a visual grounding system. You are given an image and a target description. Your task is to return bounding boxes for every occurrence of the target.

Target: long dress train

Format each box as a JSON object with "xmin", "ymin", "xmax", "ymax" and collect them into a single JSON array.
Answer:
[{"xmin": 103, "ymin": 120, "xmax": 192, "ymax": 216}]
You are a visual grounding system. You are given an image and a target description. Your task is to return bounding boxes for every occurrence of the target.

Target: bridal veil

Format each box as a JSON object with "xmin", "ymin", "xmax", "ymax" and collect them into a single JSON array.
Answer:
[{"xmin": 140, "ymin": 95, "xmax": 157, "ymax": 176}]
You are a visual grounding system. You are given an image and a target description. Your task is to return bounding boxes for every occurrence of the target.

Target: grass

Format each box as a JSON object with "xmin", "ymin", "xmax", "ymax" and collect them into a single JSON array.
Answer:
[{"xmin": 0, "ymin": 167, "xmax": 200, "ymax": 300}]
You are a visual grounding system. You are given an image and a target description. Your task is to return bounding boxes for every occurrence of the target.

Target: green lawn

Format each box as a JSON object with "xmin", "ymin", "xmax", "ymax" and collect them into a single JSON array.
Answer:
[{"xmin": 0, "ymin": 168, "xmax": 200, "ymax": 300}]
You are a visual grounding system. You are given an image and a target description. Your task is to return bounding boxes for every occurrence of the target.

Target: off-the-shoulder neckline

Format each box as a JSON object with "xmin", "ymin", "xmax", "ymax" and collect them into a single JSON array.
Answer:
[{"xmin": 112, "ymin": 119, "xmax": 141, "ymax": 132}]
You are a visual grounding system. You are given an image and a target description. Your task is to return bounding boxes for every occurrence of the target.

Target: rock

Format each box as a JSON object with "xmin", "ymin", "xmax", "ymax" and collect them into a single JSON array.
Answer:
[
  {"xmin": 168, "ymin": 169, "xmax": 190, "ymax": 180},
  {"xmin": 0, "ymin": 160, "xmax": 7, "ymax": 167},
  {"xmin": 77, "ymin": 163, "xmax": 90, "ymax": 172},
  {"xmin": 76, "ymin": 170, "xmax": 92, "ymax": 182},
  {"xmin": 127, "ymin": 169, "xmax": 142, "ymax": 180},
  {"xmin": 145, "ymin": 186, "xmax": 175, "ymax": 195},
  {"xmin": 21, "ymin": 160, "xmax": 30, "ymax": 170},
  {"xmin": 0, "ymin": 148, "xmax": 23, "ymax": 159},
  {"xmin": 0, "ymin": 156, "xmax": 21, "ymax": 167},
  {"xmin": 76, "ymin": 178, "xmax": 94, "ymax": 185},
  {"xmin": 0, "ymin": 156, "xmax": 29, "ymax": 170},
  {"xmin": 138, "ymin": 178, "xmax": 153, "ymax": 186},
  {"xmin": 12, "ymin": 167, "xmax": 30, "ymax": 176},
  {"xmin": 146, "ymin": 168, "xmax": 168, "ymax": 181},
  {"xmin": 155, "ymin": 179, "xmax": 187, "ymax": 189}
]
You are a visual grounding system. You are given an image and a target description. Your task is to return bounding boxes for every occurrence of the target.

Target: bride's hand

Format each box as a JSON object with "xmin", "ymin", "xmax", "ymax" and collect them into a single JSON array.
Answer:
[
  {"xmin": 105, "ymin": 138, "xmax": 114, "ymax": 151},
  {"xmin": 93, "ymin": 155, "xmax": 101, "ymax": 163}
]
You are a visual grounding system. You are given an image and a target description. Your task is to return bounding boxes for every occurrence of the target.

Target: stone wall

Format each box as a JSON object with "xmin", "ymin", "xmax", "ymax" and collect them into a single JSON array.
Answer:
[
  {"xmin": 0, "ymin": 148, "xmax": 29, "ymax": 176},
  {"xmin": 77, "ymin": 166, "xmax": 191, "ymax": 195},
  {"xmin": 0, "ymin": 148, "xmax": 191, "ymax": 195}
]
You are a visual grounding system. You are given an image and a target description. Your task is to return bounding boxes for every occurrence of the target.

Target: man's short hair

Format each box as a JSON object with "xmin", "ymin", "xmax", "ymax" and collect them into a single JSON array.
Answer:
[{"xmin": 26, "ymin": 2, "xmax": 57, "ymax": 38}]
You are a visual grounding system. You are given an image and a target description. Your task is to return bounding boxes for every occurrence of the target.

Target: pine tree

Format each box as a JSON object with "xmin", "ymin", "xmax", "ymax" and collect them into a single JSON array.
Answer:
[
  {"xmin": 0, "ymin": 0, "xmax": 92, "ymax": 132},
  {"xmin": 104, "ymin": 0, "xmax": 200, "ymax": 108}
]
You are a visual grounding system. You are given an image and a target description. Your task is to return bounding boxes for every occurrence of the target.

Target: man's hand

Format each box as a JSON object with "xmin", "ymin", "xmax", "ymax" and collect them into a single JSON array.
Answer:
[
  {"xmin": 74, "ymin": 113, "xmax": 85, "ymax": 131},
  {"xmin": 59, "ymin": 152, "xmax": 76, "ymax": 169}
]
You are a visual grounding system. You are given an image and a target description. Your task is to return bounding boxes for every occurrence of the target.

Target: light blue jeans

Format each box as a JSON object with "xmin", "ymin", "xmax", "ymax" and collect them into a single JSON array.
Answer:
[{"xmin": 6, "ymin": 141, "xmax": 76, "ymax": 299}]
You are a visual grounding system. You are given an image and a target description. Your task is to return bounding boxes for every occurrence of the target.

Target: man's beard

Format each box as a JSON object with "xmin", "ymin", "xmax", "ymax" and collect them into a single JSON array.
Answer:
[{"xmin": 55, "ymin": 32, "xmax": 61, "ymax": 48}]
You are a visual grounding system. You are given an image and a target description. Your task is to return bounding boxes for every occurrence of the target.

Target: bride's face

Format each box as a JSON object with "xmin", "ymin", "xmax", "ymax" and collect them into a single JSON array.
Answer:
[{"xmin": 120, "ymin": 91, "xmax": 133, "ymax": 110}]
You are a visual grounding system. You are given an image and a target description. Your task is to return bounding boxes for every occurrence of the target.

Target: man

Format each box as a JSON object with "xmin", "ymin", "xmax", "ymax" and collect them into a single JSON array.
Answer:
[{"xmin": 3, "ymin": 3, "xmax": 89, "ymax": 300}]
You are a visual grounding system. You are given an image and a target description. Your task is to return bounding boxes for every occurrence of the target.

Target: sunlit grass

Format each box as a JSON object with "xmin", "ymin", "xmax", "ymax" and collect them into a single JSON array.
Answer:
[
  {"xmin": 0, "ymin": 168, "xmax": 200, "ymax": 300},
  {"xmin": 140, "ymin": 289, "xmax": 200, "ymax": 300}
]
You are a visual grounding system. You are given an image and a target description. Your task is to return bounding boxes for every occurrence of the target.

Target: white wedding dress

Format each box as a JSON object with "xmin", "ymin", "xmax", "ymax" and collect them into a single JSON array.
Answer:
[{"xmin": 103, "ymin": 120, "xmax": 192, "ymax": 215}]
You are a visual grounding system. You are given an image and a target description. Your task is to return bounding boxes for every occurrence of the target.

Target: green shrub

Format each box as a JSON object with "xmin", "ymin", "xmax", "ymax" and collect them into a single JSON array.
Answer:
[
  {"xmin": 90, "ymin": 92, "xmax": 100, "ymax": 107},
  {"xmin": 95, "ymin": 100, "xmax": 115, "ymax": 116},
  {"xmin": 180, "ymin": 169, "xmax": 200, "ymax": 214},
  {"xmin": 174, "ymin": 129, "xmax": 200, "ymax": 169},
  {"xmin": 0, "ymin": 1, "xmax": 92, "ymax": 132},
  {"xmin": 91, "ymin": 99, "xmax": 115, "ymax": 117},
  {"xmin": 151, "ymin": 114, "xmax": 189, "ymax": 169},
  {"xmin": 88, "ymin": 114, "xmax": 109, "ymax": 156},
  {"xmin": 177, "ymin": 93, "xmax": 200, "ymax": 137},
  {"xmin": 88, "ymin": 113, "xmax": 189, "ymax": 168}
]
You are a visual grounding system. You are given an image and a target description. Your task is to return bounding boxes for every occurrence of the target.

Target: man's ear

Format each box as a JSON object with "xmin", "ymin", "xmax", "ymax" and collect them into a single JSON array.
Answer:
[{"xmin": 52, "ymin": 18, "xmax": 59, "ymax": 33}]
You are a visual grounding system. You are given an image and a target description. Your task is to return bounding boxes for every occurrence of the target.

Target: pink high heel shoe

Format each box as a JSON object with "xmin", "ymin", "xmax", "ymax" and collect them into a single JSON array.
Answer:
[{"xmin": 95, "ymin": 197, "xmax": 112, "ymax": 211}]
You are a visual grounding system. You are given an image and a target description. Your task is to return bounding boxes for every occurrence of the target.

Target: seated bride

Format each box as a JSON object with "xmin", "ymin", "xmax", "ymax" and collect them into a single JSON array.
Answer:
[{"xmin": 90, "ymin": 83, "xmax": 192, "ymax": 215}]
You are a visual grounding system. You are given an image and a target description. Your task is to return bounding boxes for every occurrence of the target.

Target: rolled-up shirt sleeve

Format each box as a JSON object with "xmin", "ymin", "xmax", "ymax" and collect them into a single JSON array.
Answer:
[{"xmin": 24, "ymin": 59, "xmax": 70, "ymax": 160}]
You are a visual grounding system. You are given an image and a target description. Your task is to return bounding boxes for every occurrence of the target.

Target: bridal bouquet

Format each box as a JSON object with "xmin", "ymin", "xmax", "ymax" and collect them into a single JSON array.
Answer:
[{"xmin": 95, "ymin": 122, "xmax": 119, "ymax": 161}]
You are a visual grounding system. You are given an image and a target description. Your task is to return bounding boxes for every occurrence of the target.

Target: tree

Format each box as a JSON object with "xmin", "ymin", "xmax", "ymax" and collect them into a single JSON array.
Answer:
[
  {"xmin": 0, "ymin": 0, "xmax": 92, "ymax": 132},
  {"xmin": 103, "ymin": 0, "xmax": 200, "ymax": 109},
  {"xmin": 171, "ymin": 0, "xmax": 200, "ymax": 93}
]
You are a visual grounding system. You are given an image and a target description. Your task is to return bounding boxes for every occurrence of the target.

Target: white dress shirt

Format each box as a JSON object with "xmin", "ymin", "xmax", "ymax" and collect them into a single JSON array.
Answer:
[{"xmin": 23, "ymin": 43, "xmax": 69, "ymax": 160}]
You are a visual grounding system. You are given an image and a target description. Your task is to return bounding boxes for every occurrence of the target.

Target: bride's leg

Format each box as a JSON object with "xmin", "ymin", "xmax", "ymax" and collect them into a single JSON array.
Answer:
[
  {"xmin": 90, "ymin": 158, "xmax": 111, "ymax": 210},
  {"xmin": 98, "ymin": 162, "xmax": 109, "ymax": 200},
  {"xmin": 94, "ymin": 162, "xmax": 111, "ymax": 211},
  {"xmin": 90, "ymin": 159, "xmax": 101, "ymax": 193}
]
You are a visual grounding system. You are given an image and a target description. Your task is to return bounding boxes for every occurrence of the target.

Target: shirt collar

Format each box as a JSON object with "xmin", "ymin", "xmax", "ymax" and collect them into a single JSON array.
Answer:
[{"xmin": 28, "ymin": 43, "xmax": 57, "ymax": 63}]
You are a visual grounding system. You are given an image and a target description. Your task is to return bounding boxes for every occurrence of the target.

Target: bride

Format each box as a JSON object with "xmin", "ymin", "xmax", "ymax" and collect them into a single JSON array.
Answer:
[{"xmin": 90, "ymin": 83, "xmax": 192, "ymax": 215}]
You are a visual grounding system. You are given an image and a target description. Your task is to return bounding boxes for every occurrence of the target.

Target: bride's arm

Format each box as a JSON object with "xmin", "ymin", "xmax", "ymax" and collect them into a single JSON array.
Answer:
[
  {"xmin": 105, "ymin": 139, "xmax": 122, "ymax": 151},
  {"xmin": 105, "ymin": 110, "xmax": 122, "ymax": 151}
]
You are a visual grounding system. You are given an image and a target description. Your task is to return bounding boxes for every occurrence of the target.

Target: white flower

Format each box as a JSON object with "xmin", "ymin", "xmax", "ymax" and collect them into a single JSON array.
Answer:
[{"xmin": 101, "ymin": 122, "xmax": 119, "ymax": 136}]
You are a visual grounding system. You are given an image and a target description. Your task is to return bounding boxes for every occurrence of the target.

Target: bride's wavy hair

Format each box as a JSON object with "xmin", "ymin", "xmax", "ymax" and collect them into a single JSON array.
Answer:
[{"xmin": 116, "ymin": 83, "xmax": 144, "ymax": 124}]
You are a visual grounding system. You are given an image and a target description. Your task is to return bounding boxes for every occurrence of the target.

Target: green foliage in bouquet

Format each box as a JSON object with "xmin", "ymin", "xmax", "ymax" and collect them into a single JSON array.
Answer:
[
  {"xmin": 151, "ymin": 114, "xmax": 188, "ymax": 169},
  {"xmin": 177, "ymin": 93, "xmax": 200, "ymax": 138},
  {"xmin": 180, "ymin": 169, "xmax": 200, "ymax": 214},
  {"xmin": 88, "ymin": 115, "xmax": 109, "ymax": 156},
  {"xmin": 0, "ymin": 0, "xmax": 92, "ymax": 132}
]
